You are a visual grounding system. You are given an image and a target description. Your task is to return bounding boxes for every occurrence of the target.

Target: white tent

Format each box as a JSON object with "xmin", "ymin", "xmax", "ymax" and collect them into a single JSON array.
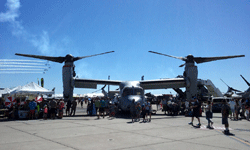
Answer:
[
  {"xmin": 9, "ymin": 82, "xmax": 54, "ymax": 96},
  {"xmin": 0, "ymin": 88, "xmax": 10, "ymax": 97}
]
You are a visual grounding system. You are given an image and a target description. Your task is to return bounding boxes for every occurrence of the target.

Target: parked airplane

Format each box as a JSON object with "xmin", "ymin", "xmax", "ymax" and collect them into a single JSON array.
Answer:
[
  {"xmin": 220, "ymin": 78, "xmax": 242, "ymax": 97},
  {"xmin": 15, "ymin": 51, "xmax": 245, "ymax": 111},
  {"xmin": 219, "ymin": 75, "xmax": 250, "ymax": 99}
]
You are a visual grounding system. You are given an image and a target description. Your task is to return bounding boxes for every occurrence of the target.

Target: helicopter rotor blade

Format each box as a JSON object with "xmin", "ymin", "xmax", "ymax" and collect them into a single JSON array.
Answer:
[
  {"xmin": 179, "ymin": 63, "xmax": 185, "ymax": 67},
  {"xmin": 230, "ymin": 87, "xmax": 242, "ymax": 93},
  {"xmin": 220, "ymin": 78, "xmax": 230, "ymax": 87},
  {"xmin": 148, "ymin": 51, "xmax": 186, "ymax": 61},
  {"xmin": 15, "ymin": 53, "xmax": 65, "ymax": 63},
  {"xmin": 240, "ymin": 74, "xmax": 250, "ymax": 87},
  {"xmin": 221, "ymin": 79, "xmax": 241, "ymax": 92},
  {"xmin": 193, "ymin": 55, "xmax": 245, "ymax": 64},
  {"xmin": 73, "ymin": 51, "xmax": 115, "ymax": 62}
]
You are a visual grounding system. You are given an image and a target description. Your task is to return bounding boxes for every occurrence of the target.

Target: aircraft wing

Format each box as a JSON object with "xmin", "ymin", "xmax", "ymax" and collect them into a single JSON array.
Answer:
[
  {"xmin": 140, "ymin": 78, "xmax": 186, "ymax": 90},
  {"xmin": 74, "ymin": 78, "xmax": 121, "ymax": 89}
]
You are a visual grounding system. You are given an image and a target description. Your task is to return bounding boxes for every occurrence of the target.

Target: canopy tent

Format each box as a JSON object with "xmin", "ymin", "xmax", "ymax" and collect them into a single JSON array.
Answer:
[
  {"xmin": 0, "ymin": 88, "xmax": 10, "ymax": 97},
  {"xmin": 9, "ymin": 82, "xmax": 54, "ymax": 96}
]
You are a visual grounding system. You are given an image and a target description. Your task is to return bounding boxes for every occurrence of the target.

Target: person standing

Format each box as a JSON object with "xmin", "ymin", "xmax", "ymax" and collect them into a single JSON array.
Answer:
[
  {"xmin": 130, "ymin": 99, "xmax": 136, "ymax": 123},
  {"xmin": 81, "ymin": 98, "xmax": 84, "ymax": 108},
  {"xmin": 205, "ymin": 100, "xmax": 213, "ymax": 128},
  {"xmin": 95, "ymin": 98, "xmax": 100, "ymax": 115},
  {"xmin": 188, "ymin": 97, "xmax": 201, "ymax": 127},
  {"xmin": 58, "ymin": 99, "xmax": 64, "ymax": 118},
  {"xmin": 236, "ymin": 100, "xmax": 240, "ymax": 120},
  {"xmin": 29, "ymin": 99, "xmax": 37, "ymax": 120},
  {"xmin": 66, "ymin": 100, "xmax": 71, "ymax": 116},
  {"xmin": 98, "ymin": 98, "xmax": 105, "ymax": 119},
  {"xmin": 136, "ymin": 102, "xmax": 142, "ymax": 121},
  {"xmin": 229, "ymin": 99, "xmax": 236, "ymax": 120},
  {"xmin": 145, "ymin": 100, "xmax": 151, "ymax": 122},
  {"xmin": 43, "ymin": 105, "xmax": 48, "ymax": 120},
  {"xmin": 162, "ymin": 98, "xmax": 167, "ymax": 114},
  {"xmin": 245, "ymin": 99, "xmax": 250, "ymax": 121},
  {"xmin": 50, "ymin": 99, "xmax": 57, "ymax": 119},
  {"xmin": 70, "ymin": 99, "xmax": 77, "ymax": 116},
  {"xmin": 221, "ymin": 99, "xmax": 231, "ymax": 134}
]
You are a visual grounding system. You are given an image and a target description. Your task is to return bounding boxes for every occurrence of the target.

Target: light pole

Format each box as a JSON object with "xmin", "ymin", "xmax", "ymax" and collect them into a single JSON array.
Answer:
[{"xmin": 108, "ymin": 75, "xmax": 110, "ymax": 97}]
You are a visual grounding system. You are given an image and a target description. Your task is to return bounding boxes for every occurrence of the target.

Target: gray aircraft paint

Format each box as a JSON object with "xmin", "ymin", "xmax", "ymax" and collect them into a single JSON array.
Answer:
[{"xmin": 15, "ymin": 51, "xmax": 245, "ymax": 110}]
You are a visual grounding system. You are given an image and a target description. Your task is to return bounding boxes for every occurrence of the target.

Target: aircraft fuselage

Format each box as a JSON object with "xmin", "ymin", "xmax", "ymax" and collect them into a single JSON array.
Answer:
[{"xmin": 117, "ymin": 81, "xmax": 145, "ymax": 111}]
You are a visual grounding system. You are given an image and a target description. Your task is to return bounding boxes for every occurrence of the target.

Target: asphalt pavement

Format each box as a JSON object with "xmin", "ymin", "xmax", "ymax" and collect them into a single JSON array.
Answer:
[{"xmin": 0, "ymin": 104, "xmax": 249, "ymax": 150}]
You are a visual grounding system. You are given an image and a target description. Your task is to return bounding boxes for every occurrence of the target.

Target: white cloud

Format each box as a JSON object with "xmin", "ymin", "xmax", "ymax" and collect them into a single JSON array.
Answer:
[
  {"xmin": 29, "ymin": 31, "xmax": 50, "ymax": 55},
  {"xmin": 0, "ymin": 0, "xmax": 20, "ymax": 22},
  {"xmin": 0, "ymin": 0, "xmax": 68, "ymax": 56}
]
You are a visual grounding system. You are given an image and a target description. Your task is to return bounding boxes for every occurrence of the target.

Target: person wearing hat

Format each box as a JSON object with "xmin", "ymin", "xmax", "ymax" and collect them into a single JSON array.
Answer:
[{"xmin": 188, "ymin": 97, "xmax": 201, "ymax": 127}]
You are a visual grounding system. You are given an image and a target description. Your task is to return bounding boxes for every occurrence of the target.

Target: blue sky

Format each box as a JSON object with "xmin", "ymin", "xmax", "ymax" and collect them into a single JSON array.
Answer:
[{"xmin": 0, "ymin": 0, "xmax": 249, "ymax": 95}]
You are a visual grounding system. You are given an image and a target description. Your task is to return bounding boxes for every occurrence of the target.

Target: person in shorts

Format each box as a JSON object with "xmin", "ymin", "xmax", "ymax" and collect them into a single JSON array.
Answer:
[
  {"xmin": 188, "ymin": 97, "xmax": 201, "ymax": 127},
  {"xmin": 136, "ymin": 102, "xmax": 142, "ymax": 121},
  {"xmin": 205, "ymin": 100, "xmax": 213, "ymax": 128},
  {"xmin": 145, "ymin": 100, "xmax": 151, "ymax": 122},
  {"xmin": 221, "ymin": 99, "xmax": 231, "ymax": 134}
]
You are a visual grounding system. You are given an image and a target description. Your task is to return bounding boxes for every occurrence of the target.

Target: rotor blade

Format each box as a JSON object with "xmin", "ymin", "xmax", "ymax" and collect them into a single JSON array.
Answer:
[
  {"xmin": 15, "ymin": 53, "xmax": 65, "ymax": 63},
  {"xmin": 230, "ymin": 87, "xmax": 242, "ymax": 93},
  {"xmin": 179, "ymin": 63, "xmax": 185, "ymax": 67},
  {"xmin": 148, "ymin": 51, "xmax": 186, "ymax": 61},
  {"xmin": 193, "ymin": 55, "xmax": 245, "ymax": 64},
  {"xmin": 226, "ymin": 87, "xmax": 232, "ymax": 93},
  {"xmin": 73, "ymin": 51, "xmax": 115, "ymax": 62},
  {"xmin": 240, "ymin": 74, "xmax": 250, "ymax": 87},
  {"xmin": 220, "ymin": 79, "xmax": 229, "ymax": 87}
]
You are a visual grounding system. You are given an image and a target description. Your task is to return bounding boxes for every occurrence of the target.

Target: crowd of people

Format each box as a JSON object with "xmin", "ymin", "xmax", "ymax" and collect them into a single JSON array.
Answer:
[
  {"xmin": 185, "ymin": 97, "xmax": 250, "ymax": 135},
  {"xmin": 84, "ymin": 97, "xmax": 152, "ymax": 123},
  {"xmin": 1, "ymin": 96, "xmax": 249, "ymax": 131},
  {"xmin": 0, "ymin": 98, "xmax": 65, "ymax": 120}
]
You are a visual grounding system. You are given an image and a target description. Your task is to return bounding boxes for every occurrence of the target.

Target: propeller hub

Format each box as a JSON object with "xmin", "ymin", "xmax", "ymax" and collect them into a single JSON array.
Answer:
[
  {"xmin": 65, "ymin": 54, "xmax": 74, "ymax": 62},
  {"xmin": 186, "ymin": 55, "xmax": 194, "ymax": 63}
]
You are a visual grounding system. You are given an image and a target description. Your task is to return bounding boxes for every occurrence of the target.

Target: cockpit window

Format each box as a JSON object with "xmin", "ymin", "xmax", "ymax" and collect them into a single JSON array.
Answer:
[{"xmin": 122, "ymin": 88, "xmax": 143, "ymax": 97}]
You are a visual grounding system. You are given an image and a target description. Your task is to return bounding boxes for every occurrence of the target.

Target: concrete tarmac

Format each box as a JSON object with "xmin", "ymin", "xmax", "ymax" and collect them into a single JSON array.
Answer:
[{"xmin": 1, "ymin": 104, "xmax": 250, "ymax": 150}]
